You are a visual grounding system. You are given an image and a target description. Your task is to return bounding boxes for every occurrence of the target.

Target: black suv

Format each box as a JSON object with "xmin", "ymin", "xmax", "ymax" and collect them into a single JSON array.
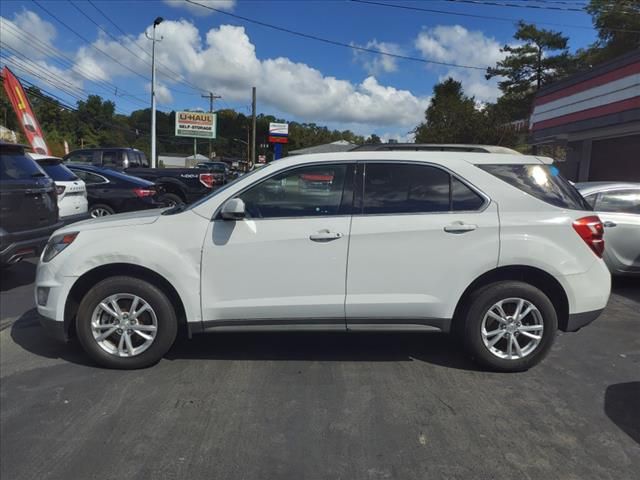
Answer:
[{"xmin": 0, "ymin": 142, "xmax": 63, "ymax": 267}]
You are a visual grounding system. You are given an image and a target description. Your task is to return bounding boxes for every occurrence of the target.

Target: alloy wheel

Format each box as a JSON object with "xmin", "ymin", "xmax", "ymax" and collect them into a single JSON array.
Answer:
[
  {"xmin": 91, "ymin": 293, "xmax": 158, "ymax": 357},
  {"xmin": 91, "ymin": 208, "xmax": 112, "ymax": 218},
  {"xmin": 481, "ymin": 297, "xmax": 544, "ymax": 360}
]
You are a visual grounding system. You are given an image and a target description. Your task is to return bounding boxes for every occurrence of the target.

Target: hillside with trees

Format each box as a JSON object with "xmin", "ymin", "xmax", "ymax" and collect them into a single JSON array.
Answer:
[{"xmin": 0, "ymin": 82, "xmax": 369, "ymax": 160}]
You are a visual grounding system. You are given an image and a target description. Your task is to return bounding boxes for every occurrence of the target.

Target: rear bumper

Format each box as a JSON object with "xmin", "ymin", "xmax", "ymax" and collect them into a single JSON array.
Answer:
[
  {"xmin": 0, "ymin": 222, "xmax": 63, "ymax": 265},
  {"xmin": 564, "ymin": 308, "xmax": 605, "ymax": 332}
]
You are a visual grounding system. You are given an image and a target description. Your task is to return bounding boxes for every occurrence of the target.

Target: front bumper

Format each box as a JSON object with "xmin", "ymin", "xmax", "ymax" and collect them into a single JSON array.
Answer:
[{"xmin": 39, "ymin": 315, "xmax": 69, "ymax": 342}]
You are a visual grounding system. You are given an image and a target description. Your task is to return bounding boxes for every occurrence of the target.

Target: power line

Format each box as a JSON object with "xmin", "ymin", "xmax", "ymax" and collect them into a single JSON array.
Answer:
[
  {"xmin": 81, "ymin": 0, "xmax": 206, "ymax": 96},
  {"xmin": 31, "ymin": 0, "xmax": 151, "ymax": 82},
  {"xmin": 184, "ymin": 0, "xmax": 487, "ymax": 70},
  {"xmin": 351, "ymin": 0, "xmax": 640, "ymax": 34},
  {"xmin": 0, "ymin": 20, "xmax": 147, "ymax": 104},
  {"xmin": 443, "ymin": 0, "xmax": 640, "ymax": 16}
]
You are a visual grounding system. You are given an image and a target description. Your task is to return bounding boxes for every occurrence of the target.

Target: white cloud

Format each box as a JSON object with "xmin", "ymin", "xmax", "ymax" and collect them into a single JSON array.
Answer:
[
  {"xmin": 0, "ymin": 11, "xmax": 57, "ymax": 60},
  {"xmin": 163, "ymin": 0, "xmax": 236, "ymax": 16},
  {"xmin": 1, "ymin": 10, "xmax": 428, "ymax": 131},
  {"xmin": 145, "ymin": 81, "xmax": 174, "ymax": 104},
  {"xmin": 72, "ymin": 21, "xmax": 429, "ymax": 127},
  {"xmin": 353, "ymin": 40, "xmax": 402, "ymax": 75},
  {"xmin": 415, "ymin": 25, "xmax": 505, "ymax": 102}
]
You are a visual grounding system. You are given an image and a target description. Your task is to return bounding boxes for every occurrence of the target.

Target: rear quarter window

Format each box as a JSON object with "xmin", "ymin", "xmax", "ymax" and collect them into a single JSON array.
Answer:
[{"xmin": 480, "ymin": 164, "xmax": 591, "ymax": 210}]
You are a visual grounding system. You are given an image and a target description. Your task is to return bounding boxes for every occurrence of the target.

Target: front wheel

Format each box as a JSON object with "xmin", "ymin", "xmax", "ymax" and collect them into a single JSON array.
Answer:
[
  {"xmin": 75, "ymin": 276, "xmax": 178, "ymax": 369},
  {"xmin": 462, "ymin": 281, "xmax": 557, "ymax": 372}
]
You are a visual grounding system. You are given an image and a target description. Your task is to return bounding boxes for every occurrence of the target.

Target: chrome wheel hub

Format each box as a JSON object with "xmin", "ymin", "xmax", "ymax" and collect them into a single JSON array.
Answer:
[
  {"xmin": 91, "ymin": 293, "xmax": 158, "ymax": 357},
  {"xmin": 481, "ymin": 297, "xmax": 544, "ymax": 360}
]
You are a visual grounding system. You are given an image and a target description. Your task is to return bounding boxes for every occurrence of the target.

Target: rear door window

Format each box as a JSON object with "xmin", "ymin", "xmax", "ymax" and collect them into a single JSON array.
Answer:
[
  {"xmin": 362, "ymin": 163, "xmax": 485, "ymax": 214},
  {"xmin": 451, "ymin": 176, "xmax": 485, "ymax": 211},
  {"xmin": 479, "ymin": 164, "xmax": 591, "ymax": 210},
  {"xmin": 363, "ymin": 163, "xmax": 450, "ymax": 214},
  {"xmin": 71, "ymin": 170, "xmax": 107, "ymax": 185},
  {"xmin": 596, "ymin": 189, "xmax": 640, "ymax": 214},
  {"xmin": 101, "ymin": 150, "xmax": 122, "ymax": 168}
]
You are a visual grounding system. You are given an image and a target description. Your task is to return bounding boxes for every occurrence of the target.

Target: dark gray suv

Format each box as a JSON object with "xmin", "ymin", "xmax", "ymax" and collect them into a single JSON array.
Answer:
[{"xmin": 0, "ymin": 142, "xmax": 62, "ymax": 267}]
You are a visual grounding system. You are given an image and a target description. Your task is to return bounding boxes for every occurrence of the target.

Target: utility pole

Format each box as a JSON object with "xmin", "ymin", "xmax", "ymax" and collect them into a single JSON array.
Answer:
[
  {"xmin": 251, "ymin": 86, "xmax": 256, "ymax": 169},
  {"xmin": 201, "ymin": 92, "xmax": 220, "ymax": 159},
  {"xmin": 146, "ymin": 17, "xmax": 163, "ymax": 168}
]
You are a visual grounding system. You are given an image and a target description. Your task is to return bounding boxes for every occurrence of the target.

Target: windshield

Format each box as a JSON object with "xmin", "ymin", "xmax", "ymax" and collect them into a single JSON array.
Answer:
[
  {"xmin": 181, "ymin": 165, "xmax": 271, "ymax": 213},
  {"xmin": 39, "ymin": 161, "xmax": 78, "ymax": 181}
]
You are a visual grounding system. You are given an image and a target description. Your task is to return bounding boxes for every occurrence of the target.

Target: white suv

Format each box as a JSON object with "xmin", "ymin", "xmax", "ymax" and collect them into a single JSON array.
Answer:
[
  {"xmin": 35, "ymin": 151, "xmax": 611, "ymax": 371},
  {"xmin": 29, "ymin": 154, "xmax": 89, "ymax": 224}
]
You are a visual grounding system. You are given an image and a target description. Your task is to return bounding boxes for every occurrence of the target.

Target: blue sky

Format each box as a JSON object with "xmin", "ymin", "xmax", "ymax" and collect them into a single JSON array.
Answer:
[{"xmin": 1, "ymin": 0, "xmax": 598, "ymax": 140}]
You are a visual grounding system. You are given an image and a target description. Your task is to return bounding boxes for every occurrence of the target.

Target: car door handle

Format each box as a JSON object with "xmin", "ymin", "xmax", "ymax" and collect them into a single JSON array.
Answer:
[
  {"xmin": 603, "ymin": 221, "xmax": 617, "ymax": 228},
  {"xmin": 310, "ymin": 230, "xmax": 343, "ymax": 242},
  {"xmin": 444, "ymin": 222, "xmax": 477, "ymax": 233}
]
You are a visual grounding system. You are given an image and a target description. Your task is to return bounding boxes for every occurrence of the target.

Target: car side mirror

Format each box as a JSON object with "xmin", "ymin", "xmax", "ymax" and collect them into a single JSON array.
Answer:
[{"xmin": 220, "ymin": 198, "xmax": 246, "ymax": 220}]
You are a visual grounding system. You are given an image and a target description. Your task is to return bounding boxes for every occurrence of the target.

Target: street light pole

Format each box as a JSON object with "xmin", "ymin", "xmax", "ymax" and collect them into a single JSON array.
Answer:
[{"xmin": 146, "ymin": 17, "xmax": 163, "ymax": 168}]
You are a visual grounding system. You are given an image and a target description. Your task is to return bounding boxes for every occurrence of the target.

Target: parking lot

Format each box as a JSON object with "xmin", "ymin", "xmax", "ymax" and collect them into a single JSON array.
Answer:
[{"xmin": 1, "ymin": 260, "xmax": 638, "ymax": 480}]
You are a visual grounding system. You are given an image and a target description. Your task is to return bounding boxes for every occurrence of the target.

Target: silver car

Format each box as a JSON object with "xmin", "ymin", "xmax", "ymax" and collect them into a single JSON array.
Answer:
[{"xmin": 576, "ymin": 182, "xmax": 640, "ymax": 276}]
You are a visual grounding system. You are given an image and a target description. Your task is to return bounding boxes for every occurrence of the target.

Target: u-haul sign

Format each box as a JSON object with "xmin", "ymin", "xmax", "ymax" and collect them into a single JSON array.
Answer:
[{"xmin": 175, "ymin": 111, "xmax": 217, "ymax": 139}]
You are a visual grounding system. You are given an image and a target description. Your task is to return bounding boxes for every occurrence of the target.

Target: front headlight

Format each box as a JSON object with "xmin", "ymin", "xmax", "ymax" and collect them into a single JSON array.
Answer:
[{"xmin": 42, "ymin": 232, "xmax": 79, "ymax": 262}]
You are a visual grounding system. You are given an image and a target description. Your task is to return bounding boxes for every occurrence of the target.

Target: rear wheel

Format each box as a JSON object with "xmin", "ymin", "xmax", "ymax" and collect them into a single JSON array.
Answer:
[
  {"xmin": 90, "ymin": 204, "xmax": 114, "ymax": 218},
  {"xmin": 75, "ymin": 276, "xmax": 178, "ymax": 369},
  {"xmin": 462, "ymin": 281, "xmax": 557, "ymax": 372}
]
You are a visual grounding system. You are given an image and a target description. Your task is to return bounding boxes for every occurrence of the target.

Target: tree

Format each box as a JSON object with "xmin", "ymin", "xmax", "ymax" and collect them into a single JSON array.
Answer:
[
  {"xmin": 486, "ymin": 22, "xmax": 572, "ymax": 120},
  {"xmin": 365, "ymin": 134, "xmax": 382, "ymax": 144},
  {"xmin": 575, "ymin": 0, "xmax": 640, "ymax": 66},
  {"xmin": 414, "ymin": 78, "xmax": 483, "ymax": 144}
]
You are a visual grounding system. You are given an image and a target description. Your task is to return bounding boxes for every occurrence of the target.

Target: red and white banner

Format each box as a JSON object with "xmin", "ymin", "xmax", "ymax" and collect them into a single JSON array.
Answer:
[{"xmin": 1, "ymin": 66, "xmax": 50, "ymax": 155}]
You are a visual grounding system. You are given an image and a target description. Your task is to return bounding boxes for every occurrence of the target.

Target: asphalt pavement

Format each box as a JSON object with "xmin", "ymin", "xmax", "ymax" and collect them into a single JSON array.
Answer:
[{"xmin": 1, "ymin": 260, "xmax": 639, "ymax": 480}]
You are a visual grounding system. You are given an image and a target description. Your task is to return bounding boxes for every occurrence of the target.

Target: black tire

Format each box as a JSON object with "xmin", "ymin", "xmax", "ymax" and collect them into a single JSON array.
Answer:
[
  {"xmin": 75, "ymin": 276, "xmax": 178, "ymax": 369},
  {"xmin": 462, "ymin": 281, "xmax": 557, "ymax": 372},
  {"xmin": 90, "ymin": 204, "xmax": 115, "ymax": 217},
  {"xmin": 159, "ymin": 193, "xmax": 183, "ymax": 208}
]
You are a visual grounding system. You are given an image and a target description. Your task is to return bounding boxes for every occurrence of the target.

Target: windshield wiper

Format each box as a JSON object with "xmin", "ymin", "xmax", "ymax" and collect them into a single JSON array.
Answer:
[{"xmin": 31, "ymin": 172, "xmax": 47, "ymax": 177}]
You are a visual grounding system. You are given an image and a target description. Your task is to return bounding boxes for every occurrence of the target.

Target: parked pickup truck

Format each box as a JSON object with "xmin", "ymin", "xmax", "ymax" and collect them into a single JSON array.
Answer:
[{"xmin": 63, "ymin": 148, "xmax": 216, "ymax": 205}]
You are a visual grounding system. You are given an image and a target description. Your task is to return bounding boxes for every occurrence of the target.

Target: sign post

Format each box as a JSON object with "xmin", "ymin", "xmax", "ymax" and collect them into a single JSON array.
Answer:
[{"xmin": 268, "ymin": 122, "xmax": 288, "ymax": 160}]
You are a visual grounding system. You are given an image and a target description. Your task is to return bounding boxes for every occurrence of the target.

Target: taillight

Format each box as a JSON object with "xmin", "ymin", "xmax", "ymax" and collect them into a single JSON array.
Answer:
[
  {"xmin": 572, "ymin": 216, "xmax": 605, "ymax": 258},
  {"xmin": 56, "ymin": 185, "xmax": 66, "ymax": 196},
  {"xmin": 133, "ymin": 187, "xmax": 155, "ymax": 198},
  {"xmin": 199, "ymin": 173, "xmax": 214, "ymax": 188}
]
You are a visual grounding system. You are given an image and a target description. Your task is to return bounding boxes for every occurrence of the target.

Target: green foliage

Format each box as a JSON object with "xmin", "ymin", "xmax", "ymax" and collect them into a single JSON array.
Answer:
[
  {"xmin": 365, "ymin": 134, "xmax": 382, "ymax": 144},
  {"xmin": 486, "ymin": 22, "xmax": 572, "ymax": 97},
  {"xmin": 575, "ymin": 0, "xmax": 640, "ymax": 66},
  {"xmin": 414, "ymin": 78, "xmax": 520, "ymax": 147}
]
